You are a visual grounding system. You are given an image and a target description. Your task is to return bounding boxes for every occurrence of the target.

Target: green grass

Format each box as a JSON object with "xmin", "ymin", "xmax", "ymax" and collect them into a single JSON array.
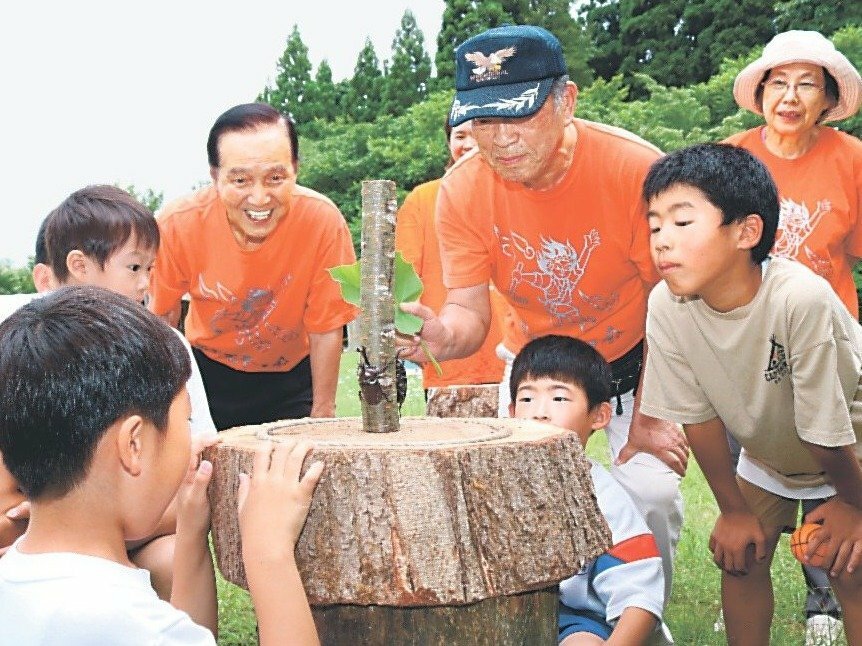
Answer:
[{"xmin": 213, "ymin": 352, "xmax": 829, "ymax": 644}]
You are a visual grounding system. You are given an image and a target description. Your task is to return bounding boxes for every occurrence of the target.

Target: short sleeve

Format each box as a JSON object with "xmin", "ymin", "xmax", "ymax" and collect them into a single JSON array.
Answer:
[
  {"xmin": 151, "ymin": 216, "xmax": 191, "ymax": 316},
  {"xmin": 436, "ymin": 174, "xmax": 492, "ymax": 289},
  {"xmin": 395, "ymin": 185, "xmax": 427, "ymax": 275},
  {"xmin": 639, "ymin": 288, "xmax": 717, "ymax": 424},
  {"xmin": 303, "ymin": 207, "xmax": 358, "ymax": 334}
]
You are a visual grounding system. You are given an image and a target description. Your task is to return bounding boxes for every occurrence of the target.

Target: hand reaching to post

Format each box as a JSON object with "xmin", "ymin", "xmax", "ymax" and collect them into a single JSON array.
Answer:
[{"xmin": 617, "ymin": 409, "xmax": 689, "ymax": 477}]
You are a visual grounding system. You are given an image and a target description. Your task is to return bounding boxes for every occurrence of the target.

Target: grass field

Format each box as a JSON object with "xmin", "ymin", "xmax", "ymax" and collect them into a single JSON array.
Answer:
[{"xmin": 213, "ymin": 351, "xmax": 837, "ymax": 645}]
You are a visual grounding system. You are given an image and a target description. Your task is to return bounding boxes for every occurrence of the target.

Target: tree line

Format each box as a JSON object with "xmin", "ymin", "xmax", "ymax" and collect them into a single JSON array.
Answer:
[{"xmin": 1, "ymin": 1, "xmax": 859, "ymax": 289}]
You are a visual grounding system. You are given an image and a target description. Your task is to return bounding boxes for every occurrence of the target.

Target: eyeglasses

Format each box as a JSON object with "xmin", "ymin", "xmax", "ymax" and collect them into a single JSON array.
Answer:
[{"xmin": 761, "ymin": 79, "xmax": 823, "ymax": 97}]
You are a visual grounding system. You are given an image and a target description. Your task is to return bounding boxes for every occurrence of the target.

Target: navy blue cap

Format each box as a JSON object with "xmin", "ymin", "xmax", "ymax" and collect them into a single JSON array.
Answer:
[{"xmin": 449, "ymin": 25, "xmax": 567, "ymax": 127}]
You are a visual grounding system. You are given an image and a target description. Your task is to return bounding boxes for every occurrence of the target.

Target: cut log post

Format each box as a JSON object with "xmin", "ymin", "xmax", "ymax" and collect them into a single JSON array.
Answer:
[
  {"xmin": 426, "ymin": 384, "xmax": 500, "ymax": 418},
  {"xmin": 357, "ymin": 179, "xmax": 399, "ymax": 433},
  {"xmin": 206, "ymin": 417, "xmax": 611, "ymax": 645}
]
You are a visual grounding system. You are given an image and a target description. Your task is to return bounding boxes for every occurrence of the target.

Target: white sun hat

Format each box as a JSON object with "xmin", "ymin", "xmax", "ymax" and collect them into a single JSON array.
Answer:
[{"xmin": 733, "ymin": 30, "xmax": 862, "ymax": 122}]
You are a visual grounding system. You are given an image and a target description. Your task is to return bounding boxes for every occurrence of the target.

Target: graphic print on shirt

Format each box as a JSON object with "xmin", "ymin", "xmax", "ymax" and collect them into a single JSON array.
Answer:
[
  {"xmin": 773, "ymin": 197, "xmax": 832, "ymax": 278},
  {"xmin": 198, "ymin": 274, "xmax": 298, "ymax": 368},
  {"xmin": 498, "ymin": 227, "xmax": 615, "ymax": 329},
  {"xmin": 764, "ymin": 335, "xmax": 790, "ymax": 384}
]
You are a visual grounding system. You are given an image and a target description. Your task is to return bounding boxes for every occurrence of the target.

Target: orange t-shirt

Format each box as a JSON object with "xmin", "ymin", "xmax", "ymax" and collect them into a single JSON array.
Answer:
[
  {"xmin": 396, "ymin": 178, "xmax": 506, "ymax": 387},
  {"xmin": 437, "ymin": 119, "xmax": 661, "ymax": 362},
  {"xmin": 725, "ymin": 126, "xmax": 862, "ymax": 318},
  {"xmin": 151, "ymin": 185, "xmax": 357, "ymax": 372}
]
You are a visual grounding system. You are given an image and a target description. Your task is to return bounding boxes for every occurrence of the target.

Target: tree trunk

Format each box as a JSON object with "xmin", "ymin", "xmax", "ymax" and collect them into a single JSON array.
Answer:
[
  {"xmin": 207, "ymin": 417, "xmax": 610, "ymax": 606},
  {"xmin": 357, "ymin": 179, "xmax": 399, "ymax": 433}
]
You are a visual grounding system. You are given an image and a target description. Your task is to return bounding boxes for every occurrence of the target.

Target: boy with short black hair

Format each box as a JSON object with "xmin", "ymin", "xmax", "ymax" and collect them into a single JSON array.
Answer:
[
  {"xmin": 8, "ymin": 185, "xmax": 219, "ymax": 611},
  {"xmin": 640, "ymin": 143, "xmax": 862, "ymax": 644},
  {"xmin": 0, "ymin": 286, "xmax": 322, "ymax": 644},
  {"xmin": 510, "ymin": 335, "xmax": 668, "ymax": 645}
]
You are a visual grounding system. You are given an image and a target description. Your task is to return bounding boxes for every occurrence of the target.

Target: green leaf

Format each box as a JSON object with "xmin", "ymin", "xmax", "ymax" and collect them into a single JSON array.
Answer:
[
  {"xmin": 392, "ymin": 251, "xmax": 423, "ymax": 334},
  {"xmin": 328, "ymin": 253, "xmax": 442, "ymax": 376},
  {"xmin": 327, "ymin": 262, "xmax": 361, "ymax": 307}
]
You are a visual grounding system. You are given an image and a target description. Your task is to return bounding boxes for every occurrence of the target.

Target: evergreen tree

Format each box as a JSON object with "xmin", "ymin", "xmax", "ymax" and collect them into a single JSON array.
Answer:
[
  {"xmin": 305, "ymin": 60, "xmax": 339, "ymax": 122},
  {"xmin": 435, "ymin": 0, "xmax": 510, "ymax": 82},
  {"xmin": 774, "ymin": 0, "xmax": 862, "ymax": 36},
  {"xmin": 382, "ymin": 10, "xmax": 433, "ymax": 116},
  {"xmin": 257, "ymin": 25, "xmax": 313, "ymax": 123},
  {"xmin": 584, "ymin": 0, "xmax": 776, "ymax": 87},
  {"xmin": 501, "ymin": 0, "xmax": 595, "ymax": 86},
  {"xmin": 345, "ymin": 38, "xmax": 384, "ymax": 122}
]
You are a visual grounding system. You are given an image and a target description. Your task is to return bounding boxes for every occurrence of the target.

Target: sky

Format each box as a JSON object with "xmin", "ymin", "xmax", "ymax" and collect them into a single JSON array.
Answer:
[{"xmin": 0, "ymin": 1, "xmax": 443, "ymax": 265}]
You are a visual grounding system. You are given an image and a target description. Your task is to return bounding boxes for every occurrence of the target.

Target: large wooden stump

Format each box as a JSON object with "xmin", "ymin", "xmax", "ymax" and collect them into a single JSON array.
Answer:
[
  {"xmin": 426, "ymin": 384, "xmax": 500, "ymax": 418},
  {"xmin": 207, "ymin": 417, "xmax": 610, "ymax": 645}
]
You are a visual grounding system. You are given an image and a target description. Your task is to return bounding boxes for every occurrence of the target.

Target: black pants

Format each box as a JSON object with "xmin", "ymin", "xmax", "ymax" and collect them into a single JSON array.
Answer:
[{"xmin": 193, "ymin": 348, "xmax": 313, "ymax": 431}]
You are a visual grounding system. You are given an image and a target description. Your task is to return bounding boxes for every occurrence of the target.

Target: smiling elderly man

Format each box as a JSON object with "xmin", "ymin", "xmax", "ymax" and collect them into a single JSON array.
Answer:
[
  {"xmin": 399, "ymin": 25, "xmax": 686, "ymax": 610},
  {"xmin": 150, "ymin": 103, "xmax": 356, "ymax": 430}
]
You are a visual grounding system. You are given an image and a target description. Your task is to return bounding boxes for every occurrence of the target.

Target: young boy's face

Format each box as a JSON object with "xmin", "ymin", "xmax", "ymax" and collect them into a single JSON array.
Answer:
[
  {"xmin": 647, "ymin": 184, "xmax": 749, "ymax": 305},
  {"xmin": 132, "ymin": 388, "xmax": 191, "ymax": 540},
  {"xmin": 80, "ymin": 234, "xmax": 156, "ymax": 304},
  {"xmin": 510, "ymin": 376, "xmax": 605, "ymax": 446}
]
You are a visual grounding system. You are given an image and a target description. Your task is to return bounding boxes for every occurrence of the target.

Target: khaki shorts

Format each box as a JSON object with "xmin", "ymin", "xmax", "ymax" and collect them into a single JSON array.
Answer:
[{"xmin": 736, "ymin": 476, "xmax": 807, "ymax": 537}]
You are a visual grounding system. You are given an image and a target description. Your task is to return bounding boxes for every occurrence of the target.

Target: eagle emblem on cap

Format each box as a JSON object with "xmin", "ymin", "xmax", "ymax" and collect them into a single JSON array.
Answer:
[{"xmin": 465, "ymin": 47, "xmax": 516, "ymax": 78}]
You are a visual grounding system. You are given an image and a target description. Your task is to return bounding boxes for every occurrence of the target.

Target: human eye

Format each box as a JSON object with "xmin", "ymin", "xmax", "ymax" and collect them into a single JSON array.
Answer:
[
  {"xmin": 767, "ymin": 79, "xmax": 788, "ymax": 92},
  {"xmin": 674, "ymin": 220, "xmax": 692, "ymax": 227},
  {"xmin": 517, "ymin": 395, "xmax": 533, "ymax": 403},
  {"xmin": 128, "ymin": 263, "xmax": 141, "ymax": 272},
  {"xmin": 552, "ymin": 395, "xmax": 570, "ymax": 402},
  {"xmin": 231, "ymin": 176, "xmax": 248, "ymax": 187}
]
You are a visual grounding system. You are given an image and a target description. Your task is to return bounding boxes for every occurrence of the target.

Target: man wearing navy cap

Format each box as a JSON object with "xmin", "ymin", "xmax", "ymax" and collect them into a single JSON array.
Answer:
[{"xmin": 400, "ymin": 25, "xmax": 685, "ymax": 606}]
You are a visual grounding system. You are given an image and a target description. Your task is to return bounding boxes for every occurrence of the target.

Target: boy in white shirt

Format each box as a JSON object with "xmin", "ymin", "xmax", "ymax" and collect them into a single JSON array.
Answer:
[
  {"xmin": 640, "ymin": 143, "xmax": 862, "ymax": 644},
  {"xmin": 0, "ymin": 286, "xmax": 323, "ymax": 644},
  {"xmin": 510, "ymin": 334, "xmax": 669, "ymax": 645}
]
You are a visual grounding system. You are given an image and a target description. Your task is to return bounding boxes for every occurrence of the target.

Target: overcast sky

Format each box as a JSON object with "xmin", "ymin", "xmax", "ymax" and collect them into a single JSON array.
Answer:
[{"xmin": 0, "ymin": 1, "xmax": 443, "ymax": 265}]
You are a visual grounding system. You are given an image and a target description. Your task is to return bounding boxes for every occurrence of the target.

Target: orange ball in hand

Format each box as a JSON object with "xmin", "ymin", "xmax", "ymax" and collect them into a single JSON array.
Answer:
[{"xmin": 790, "ymin": 523, "xmax": 831, "ymax": 569}]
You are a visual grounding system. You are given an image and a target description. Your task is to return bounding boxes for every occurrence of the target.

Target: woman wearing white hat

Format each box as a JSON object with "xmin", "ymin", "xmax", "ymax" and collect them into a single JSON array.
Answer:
[
  {"xmin": 724, "ymin": 30, "xmax": 862, "ymax": 646},
  {"xmin": 726, "ymin": 30, "xmax": 862, "ymax": 317}
]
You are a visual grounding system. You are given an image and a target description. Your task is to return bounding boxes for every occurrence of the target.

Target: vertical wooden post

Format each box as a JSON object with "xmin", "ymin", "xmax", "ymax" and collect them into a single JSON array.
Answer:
[{"xmin": 358, "ymin": 180, "xmax": 399, "ymax": 433}]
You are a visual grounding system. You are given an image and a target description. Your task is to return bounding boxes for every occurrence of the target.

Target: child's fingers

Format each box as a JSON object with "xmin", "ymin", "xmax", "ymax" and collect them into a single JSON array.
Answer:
[
  {"xmin": 753, "ymin": 534, "xmax": 767, "ymax": 562},
  {"xmin": 299, "ymin": 461, "xmax": 325, "ymax": 496},
  {"xmin": 236, "ymin": 472, "xmax": 251, "ymax": 511},
  {"xmin": 831, "ymin": 541, "xmax": 852, "ymax": 577},
  {"xmin": 286, "ymin": 441, "xmax": 314, "ymax": 479},
  {"xmin": 845, "ymin": 541, "xmax": 862, "ymax": 574},
  {"xmin": 251, "ymin": 441, "xmax": 275, "ymax": 478},
  {"xmin": 193, "ymin": 460, "xmax": 213, "ymax": 489}
]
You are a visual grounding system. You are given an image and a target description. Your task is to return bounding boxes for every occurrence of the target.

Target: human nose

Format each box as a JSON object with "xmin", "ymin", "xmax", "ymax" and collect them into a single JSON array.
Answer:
[
  {"xmin": 492, "ymin": 122, "xmax": 518, "ymax": 147},
  {"xmin": 531, "ymin": 399, "xmax": 550, "ymax": 421},
  {"xmin": 653, "ymin": 228, "xmax": 670, "ymax": 253},
  {"xmin": 248, "ymin": 182, "xmax": 268, "ymax": 206}
]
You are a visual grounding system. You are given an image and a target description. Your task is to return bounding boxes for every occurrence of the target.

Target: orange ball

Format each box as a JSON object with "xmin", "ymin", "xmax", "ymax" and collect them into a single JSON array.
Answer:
[{"xmin": 790, "ymin": 523, "xmax": 830, "ymax": 569}]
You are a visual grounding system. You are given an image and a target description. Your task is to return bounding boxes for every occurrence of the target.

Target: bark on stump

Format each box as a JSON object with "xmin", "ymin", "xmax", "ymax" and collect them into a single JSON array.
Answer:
[
  {"xmin": 426, "ymin": 384, "xmax": 500, "ymax": 418},
  {"xmin": 207, "ymin": 417, "xmax": 611, "ymax": 646}
]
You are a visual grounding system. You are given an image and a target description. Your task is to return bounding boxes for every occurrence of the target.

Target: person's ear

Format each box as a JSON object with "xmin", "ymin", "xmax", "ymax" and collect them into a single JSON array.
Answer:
[
  {"xmin": 65, "ymin": 250, "xmax": 90, "ymax": 283},
  {"xmin": 116, "ymin": 415, "xmax": 146, "ymax": 477},
  {"xmin": 737, "ymin": 214, "xmax": 764, "ymax": 252},
  {"xmin": 209, "ymin": 167, "xmax": 219, "ymax": 184},
  {"xmin": 508, "ymin": 402, "xmax": 516, "ymax": 418},
  {"xmin": 590, "ymin": 401, "xmax": 612, "ymax": 431},
  {"xmin": 568, "ymin": 81, "xmax": 579, "ymax": 118},
  {"xmin": 31, "ymin": 263, "xmax": 56, "ymax": 293}
]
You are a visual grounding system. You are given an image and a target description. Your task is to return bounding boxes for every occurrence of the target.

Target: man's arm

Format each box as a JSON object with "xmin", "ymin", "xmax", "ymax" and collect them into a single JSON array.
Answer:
[
  {"xmin": 617, "ymin": 340, "xmax": 689, "ymax": 476},
  {"xmin": 308, "ymin": 328, "xmax": 344, "ymax": 418},
  {"xmin": 685, "ymin": 417, "xmax": 767, "ymax": 574},
  {"xmin": 398, "ymin": 284, "xmax": 491, "ymax": 363}
]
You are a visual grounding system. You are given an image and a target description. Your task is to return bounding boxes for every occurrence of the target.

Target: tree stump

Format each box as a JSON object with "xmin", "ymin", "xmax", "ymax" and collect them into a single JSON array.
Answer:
[
  {"xmin": 426, "ymin": 384, "xmax": 500, "ymax": 418},
  {"xmin": 207, "ymin": 417, "xmax": 611, "ymax": 645}
]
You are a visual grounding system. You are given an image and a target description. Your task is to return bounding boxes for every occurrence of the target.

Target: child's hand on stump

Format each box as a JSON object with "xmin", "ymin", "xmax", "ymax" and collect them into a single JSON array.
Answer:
[
  {"xmin": 237, "ymin": 440, "xmax": 324, "ymax": 565},
  {"xmin": 176, "ymin": 435, "xmax": 221, "ymax": 540}
]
